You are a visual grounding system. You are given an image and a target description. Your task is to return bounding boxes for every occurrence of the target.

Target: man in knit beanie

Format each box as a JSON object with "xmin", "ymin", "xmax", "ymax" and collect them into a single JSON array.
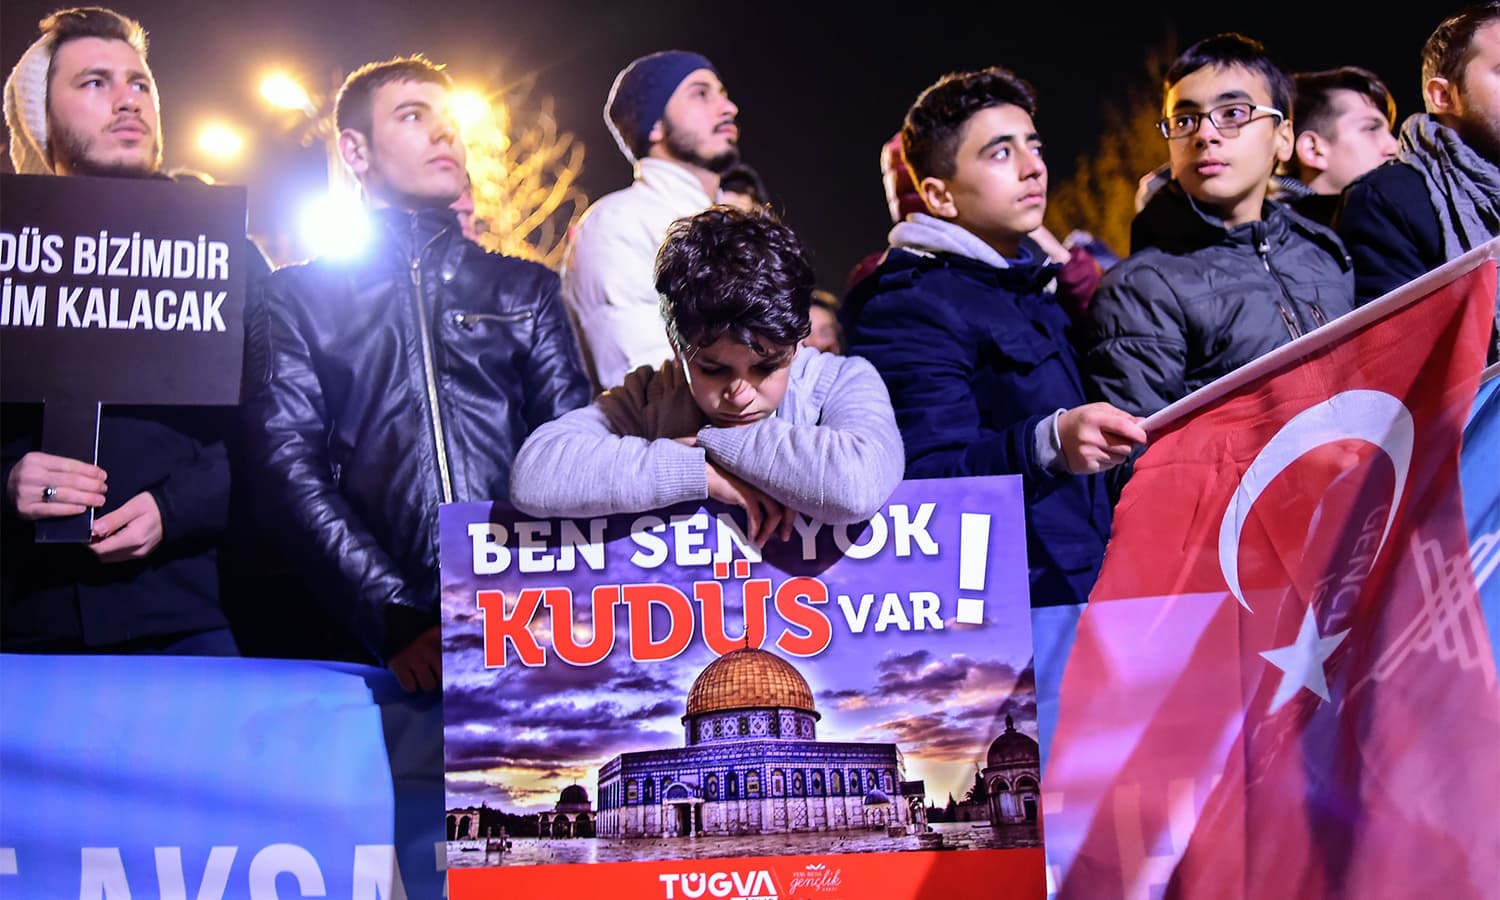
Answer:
[
  {"xmin": 560, "ymin": 50, "xmax": 740, "ymax": 391},
  {"xmin": 3, "ymin": 6, "xmax": 161, "ymax": 177},
  {"xmin": 2, "ymin": 7, "xmax": 241, "ymax": 657}
]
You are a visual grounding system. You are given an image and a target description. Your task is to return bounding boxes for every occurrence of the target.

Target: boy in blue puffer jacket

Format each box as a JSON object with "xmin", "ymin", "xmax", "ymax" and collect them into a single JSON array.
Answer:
[{"xmin": 844, "ymin": 66, "xmax": 1145, "ymax": 609}]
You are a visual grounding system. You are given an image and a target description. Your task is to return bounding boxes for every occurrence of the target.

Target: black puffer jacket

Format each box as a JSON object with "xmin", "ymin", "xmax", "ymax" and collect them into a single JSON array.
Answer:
[
  {"xmin": 242, "ymin": 208, "xmax": 591, "ymax": 659},
  {"xmin": 1334, "ymin": 160, "xmax": 1444, "ymax": 306},
  {"xmin": 1084, "ymin": 182, "xmax": 1354, "ymax": 416}
]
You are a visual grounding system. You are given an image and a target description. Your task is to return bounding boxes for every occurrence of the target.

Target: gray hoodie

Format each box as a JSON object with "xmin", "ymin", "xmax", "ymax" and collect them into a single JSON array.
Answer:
[{"xmin": 509, "ymin": 346, "xmax": 904, "ymax": 524}]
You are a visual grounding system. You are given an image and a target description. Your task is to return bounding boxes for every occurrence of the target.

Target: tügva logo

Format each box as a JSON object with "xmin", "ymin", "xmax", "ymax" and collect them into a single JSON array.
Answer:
[{"xmin": 659, "ymin": 869, "xmax": 779, "ymax": 899}]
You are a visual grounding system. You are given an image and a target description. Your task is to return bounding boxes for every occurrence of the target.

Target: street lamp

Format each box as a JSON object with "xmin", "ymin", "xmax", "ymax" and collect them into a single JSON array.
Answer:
[
  {"xmin": 259, "ymin": 69, "xmax": 368, "ymax": 258},
  {"xmin": 297, "ymin": 191, "xmax": 369, "ymax": 259},
  {"xmin": 260, "ymin": 72, "xmax": 317, "ymax": 118},
  {"xmin": 256, "ymin": 70, "xmax": 352, "ymax": 194},
  {"xmin": 449, "ymin": 88, "xmax": 494, "ymax": 131},
  {"xmin": 195, "ymin": 122, "xmax": 245, "ymax": 161}
]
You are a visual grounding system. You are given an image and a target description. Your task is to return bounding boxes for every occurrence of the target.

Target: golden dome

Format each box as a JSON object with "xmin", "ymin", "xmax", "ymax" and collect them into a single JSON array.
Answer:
[{"xmin": 685, "ymin": 648, "xmax": 817, "ymax": 717}]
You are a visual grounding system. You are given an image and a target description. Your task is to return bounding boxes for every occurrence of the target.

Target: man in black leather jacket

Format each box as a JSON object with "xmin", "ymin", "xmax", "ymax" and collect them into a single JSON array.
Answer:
[{"xmin": 241, "ymin": 57, "xmax": 591, "ymax": 691}]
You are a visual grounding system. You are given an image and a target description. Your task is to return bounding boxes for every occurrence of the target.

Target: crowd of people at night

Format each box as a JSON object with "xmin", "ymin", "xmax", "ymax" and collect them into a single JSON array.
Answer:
[{"xmin": 3, "ymin": 3, "xmax": 1498, "ymax": 694}]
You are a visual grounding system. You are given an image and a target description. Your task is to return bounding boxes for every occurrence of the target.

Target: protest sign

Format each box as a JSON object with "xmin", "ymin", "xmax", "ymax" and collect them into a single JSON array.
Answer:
[
  {"xmin": 439, "ymin": 477, "xmax": 1047, "ymax": 898},
  {"xmin": 1, "ymin": 173, "xmax": 248, "ymax": 539}
]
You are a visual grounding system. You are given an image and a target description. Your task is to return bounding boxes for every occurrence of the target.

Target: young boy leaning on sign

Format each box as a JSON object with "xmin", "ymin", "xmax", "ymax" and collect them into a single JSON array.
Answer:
[{"xmin": 509, "ymin": 206, "xmax": 905, "ymax": 543}]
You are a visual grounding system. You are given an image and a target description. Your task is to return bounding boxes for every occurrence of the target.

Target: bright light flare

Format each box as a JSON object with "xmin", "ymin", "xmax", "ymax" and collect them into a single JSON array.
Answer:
[
  {"xmin": 261, "ymin": 73, "xmax": 314, "ymax": 114},
  {"xmin": 298, "ymin": 190, "xmax": 370, "ymax": 259},
  {"xmin": 196, "ymin": 123, "xmax": 244, "ymax": 160},
  {"xmin": 449, "ymin": 88, "xmax": 494, "ymax": 132}
]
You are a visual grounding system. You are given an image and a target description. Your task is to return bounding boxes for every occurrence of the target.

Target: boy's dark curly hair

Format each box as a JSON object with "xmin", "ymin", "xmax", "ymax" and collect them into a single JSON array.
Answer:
[{"xmin": 655, "ymin": 206, "xmax": 814, "ymax": 354}]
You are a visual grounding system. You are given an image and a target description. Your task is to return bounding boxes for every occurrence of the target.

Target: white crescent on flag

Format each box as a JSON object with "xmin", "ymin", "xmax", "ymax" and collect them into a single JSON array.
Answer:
[{"xmin": 1219, "ymin": 390, "xmax": 1414, "ymax": 611}]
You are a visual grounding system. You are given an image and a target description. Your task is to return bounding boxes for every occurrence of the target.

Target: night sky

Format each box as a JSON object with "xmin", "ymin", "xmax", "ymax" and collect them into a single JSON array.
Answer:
[{"xmin": 1, "ymin": 0, "xmax": 1465, "ymax": 288}]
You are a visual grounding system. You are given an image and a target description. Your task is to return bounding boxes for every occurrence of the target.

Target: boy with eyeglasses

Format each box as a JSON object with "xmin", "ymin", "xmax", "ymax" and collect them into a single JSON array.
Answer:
[{"xmin": 1084, "ymin": 33, "xmax": 1355, "ymax": 417}]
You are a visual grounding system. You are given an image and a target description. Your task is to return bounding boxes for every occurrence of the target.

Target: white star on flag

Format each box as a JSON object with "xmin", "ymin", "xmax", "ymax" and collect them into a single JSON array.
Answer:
[{"xmin": 1259, "ymin": 604, "xmax": 1350, "ymax": 713}]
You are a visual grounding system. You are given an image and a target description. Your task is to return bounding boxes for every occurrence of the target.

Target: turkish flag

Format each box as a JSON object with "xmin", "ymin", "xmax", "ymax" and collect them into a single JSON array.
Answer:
[{"xmin": 1044, "ymin": 246, "xmax": 1500, "ymax": 899}]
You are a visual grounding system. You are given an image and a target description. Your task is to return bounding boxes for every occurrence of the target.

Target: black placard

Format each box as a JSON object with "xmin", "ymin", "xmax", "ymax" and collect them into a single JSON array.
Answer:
[{"xmin": 1, "ymin": 174, "xmax": 248, "ymax": 541}]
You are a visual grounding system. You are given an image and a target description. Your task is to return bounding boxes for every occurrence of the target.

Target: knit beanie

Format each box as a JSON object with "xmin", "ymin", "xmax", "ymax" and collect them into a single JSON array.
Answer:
[
  {"xmin": 604, "ymin": 50, "xmax": 717, "ymax": 163},
  {"xmin": 4, "ymin": 33, "xmax": 56, "ymax": 174}
]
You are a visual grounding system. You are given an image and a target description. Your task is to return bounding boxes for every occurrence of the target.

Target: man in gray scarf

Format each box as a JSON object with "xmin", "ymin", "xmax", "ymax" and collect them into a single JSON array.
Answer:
[{"xmin": 1337, "ymin": 2, "xmax": 1500, "ymax": 356}]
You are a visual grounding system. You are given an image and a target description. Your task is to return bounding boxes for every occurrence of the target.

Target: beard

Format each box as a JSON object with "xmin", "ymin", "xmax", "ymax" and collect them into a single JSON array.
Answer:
[
  {"xmin": 48, "ymin": 117, "xmax": 161, "ymax": 178},
  {"xmin": 662, "ymin": 117, "xmax": 739, "ymax": 174},
  {"xmin": 1454, "ymin": 115, "xmax": 1500, "ymax": 166}
]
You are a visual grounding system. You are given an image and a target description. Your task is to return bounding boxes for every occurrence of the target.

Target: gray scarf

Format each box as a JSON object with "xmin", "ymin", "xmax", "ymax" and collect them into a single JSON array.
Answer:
[
  {"xmin": 1398, "ymin": 114, "xmax": 1500, "ymax": 261},
  {"xmin": 1399, "ymin": 114, "xmax": 1500, "ymax": 356}
]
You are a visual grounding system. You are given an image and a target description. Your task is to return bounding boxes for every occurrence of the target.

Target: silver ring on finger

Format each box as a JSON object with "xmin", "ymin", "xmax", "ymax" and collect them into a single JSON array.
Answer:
[{"xmin": 42, "ymin": 485, "xmax": 58, "ymax": 502}]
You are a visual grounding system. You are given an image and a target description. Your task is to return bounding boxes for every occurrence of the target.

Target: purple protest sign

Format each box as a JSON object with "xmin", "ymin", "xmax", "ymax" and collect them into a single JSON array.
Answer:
[{"xmin": 439, "ymin": 476, "xmax": 1045, "ymax": 898}]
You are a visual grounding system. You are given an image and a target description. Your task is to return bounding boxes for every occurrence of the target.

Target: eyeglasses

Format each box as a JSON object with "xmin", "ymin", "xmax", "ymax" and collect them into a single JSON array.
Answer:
[{"xmin": 1157, "ymin": 103, "xmax": 1285, "ymax": 140}]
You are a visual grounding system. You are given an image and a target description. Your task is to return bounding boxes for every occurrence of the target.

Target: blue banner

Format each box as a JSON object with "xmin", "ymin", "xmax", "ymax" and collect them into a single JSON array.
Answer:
[
  {"xmin": 1466, "ymin": 373, "xmax": 1500, "ymax": 667},
  {"xmin": 0, "ymin": 654, "xmax": 445, "ymax": 898}
]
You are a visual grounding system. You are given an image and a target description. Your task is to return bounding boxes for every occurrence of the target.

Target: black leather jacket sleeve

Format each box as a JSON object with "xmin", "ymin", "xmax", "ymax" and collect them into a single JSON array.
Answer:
[
  {"xmin": 241, "ymin": 279, "xmax": 424, "ymax": 658},
  {"xmin": 521, "ymin": 275, "xmax": 594, "ymax": 431}
]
